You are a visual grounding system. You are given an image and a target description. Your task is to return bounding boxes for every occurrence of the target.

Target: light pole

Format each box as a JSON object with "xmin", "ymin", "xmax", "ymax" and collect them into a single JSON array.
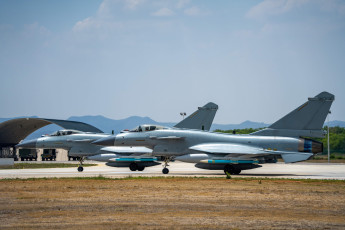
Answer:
[
  {"xmin": 180, "ymin": 112, "xmax": 186, "ymax": 120},
  {"xmin": 327, "ymin": 110, "xmax": 331, "ymax": 163}
]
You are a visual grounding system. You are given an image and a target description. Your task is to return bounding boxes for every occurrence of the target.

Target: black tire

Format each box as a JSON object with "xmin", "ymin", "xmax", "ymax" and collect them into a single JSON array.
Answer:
[
  {"xmin": 162, "ymin": 168, "xmax": 169, "ymax": 174},
  {"xmin": 137, "ymin": 165, "xmax": 145, "ymax": 171},
  {"xmin": 233, "ymin": 169, "xmax": 241, "ymax": 175},
  {"xmin": 129, "ymin": 163, "xmax": 138, "ymax": 171},
  {"xmin": 21, "ymin": 157, "xmax": 24, "ymax": 161},
  {"xmin": 78, "ymin": 166, "xmax": 84, "ymax": 172},
  {"xmin": 224, "ymin": 164, "xmax": 235, "ymax": 175}
]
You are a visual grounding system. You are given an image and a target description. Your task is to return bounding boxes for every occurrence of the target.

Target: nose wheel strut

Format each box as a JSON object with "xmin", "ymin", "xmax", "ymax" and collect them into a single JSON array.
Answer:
[
  {"xmin": 162, "ymin": 157, "xmax": 172, "ymax": 174},
  {"xmin": 78, "ymin": 157, "xmax": 85, "ymax": 172}
]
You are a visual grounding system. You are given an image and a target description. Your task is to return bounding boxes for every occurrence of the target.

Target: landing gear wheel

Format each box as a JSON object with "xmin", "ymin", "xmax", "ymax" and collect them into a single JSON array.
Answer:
[
  {"xmin": 129, "ymin": 163, "xmax": 138, "ymax": 171},
  {"xmin": 77, "ymin": 157, "xmax": 85, "ymax": 172},
  {"xmin": 162, "ymin": 168, "xmax": 169, "ymax": 174},
  {"xmin": 233, "ymin": 169, "xmax": 241, "ymax": 175},
  {"xmin": 161, "ymin": 156, "xmax": 172, "ymax": 174},
  {"xmin": 137, "ymin": 165, "xmax": 145, "ymax": 171},
  {"xmin": 224, "ymin": 164, "xmax": 235, "ymax": 175}
]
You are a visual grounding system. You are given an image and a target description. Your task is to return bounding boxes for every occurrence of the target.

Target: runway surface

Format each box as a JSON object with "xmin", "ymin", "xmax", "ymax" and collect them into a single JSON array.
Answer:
[{"xmin": 1, "ymin": 161, "xmax": 345, "ymax": 180}]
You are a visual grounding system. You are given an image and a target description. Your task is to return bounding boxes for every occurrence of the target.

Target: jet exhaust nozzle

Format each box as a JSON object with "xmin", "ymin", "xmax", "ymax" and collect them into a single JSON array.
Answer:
[{"xmin": 298, "ymin": 138, "xmax": 323, "ymax": 154}]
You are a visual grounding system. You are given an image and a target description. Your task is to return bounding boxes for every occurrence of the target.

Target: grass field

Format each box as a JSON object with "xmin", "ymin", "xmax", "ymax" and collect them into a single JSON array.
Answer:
[{"xmin": 1, "ymin": 177, "xmax": 345, "ymax": 229}]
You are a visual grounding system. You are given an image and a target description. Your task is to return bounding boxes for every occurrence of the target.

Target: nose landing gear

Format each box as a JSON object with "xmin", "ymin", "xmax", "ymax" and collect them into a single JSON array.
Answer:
[
  {"xmin": 162, "ymin": 157, "xmax": 172, "ymax": 174},
  {"xmin": 77, "ymin": 157, "xmax": 85, "ymax": 172}
]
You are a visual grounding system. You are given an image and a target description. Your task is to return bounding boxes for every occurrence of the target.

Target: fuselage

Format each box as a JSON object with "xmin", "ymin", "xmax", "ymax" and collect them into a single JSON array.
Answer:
[
  {"xmin": 19, "ymin": 132, "xmax": 111, "ymax": 157},
  {"xmin": 112, "ymin": 129, "xmax": 320, "ymax": 156}
]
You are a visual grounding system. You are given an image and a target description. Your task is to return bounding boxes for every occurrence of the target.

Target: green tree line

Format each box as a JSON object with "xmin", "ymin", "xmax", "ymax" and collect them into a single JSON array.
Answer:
[{"xmin": 215, "ymin": 127, "xmax": 345, "ymax": 154}]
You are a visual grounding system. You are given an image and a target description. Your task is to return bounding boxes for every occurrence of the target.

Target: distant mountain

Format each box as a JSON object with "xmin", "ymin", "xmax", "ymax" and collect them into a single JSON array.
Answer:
[
  {"xmin": 211, "ymin": 120, "xmax": 269, "ymax": 130},
  {"xmin": 68, "ymin": 115, "xmax": 175, "ymax": 134},
  {"xmin": 325, "ymin": 120, "xmax": 345, "ymax": 127},
  {"xmin": 1, "ymin": 115, "xmax": 344, "ymax": 140},
  {"xmin": 67, "ymin": 116, "xmax": 270, "ymax": 133}
]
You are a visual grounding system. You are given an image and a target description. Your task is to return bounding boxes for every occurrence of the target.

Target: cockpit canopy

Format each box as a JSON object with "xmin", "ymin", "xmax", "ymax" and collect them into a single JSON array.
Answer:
[
  {"xmin": 129, "ymin": 124, "xmax": 167, "ymax": 132},
  {"xmin": 49, "ymin": 130, "xmax": 83, "ymax": 136}
]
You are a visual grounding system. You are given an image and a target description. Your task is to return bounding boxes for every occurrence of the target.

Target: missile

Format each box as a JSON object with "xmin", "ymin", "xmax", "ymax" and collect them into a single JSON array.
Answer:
[
  {"xmin": 88, "ymin": 154, "xmax": 157, "ymax": 162},
  {"xmin": 200, "ymin": 159, "xmax": 259, "ymax": 164},
  {"xmin": 175, "ymin": 154, "xmax": 259, "ymax": 164},
  {"xmin": 109, "ymin": 157, "xmax": 157, "ymax": 162},
  {"xmin": 87, "ymin": 154, "xmax": 117, "ymax": 162}
]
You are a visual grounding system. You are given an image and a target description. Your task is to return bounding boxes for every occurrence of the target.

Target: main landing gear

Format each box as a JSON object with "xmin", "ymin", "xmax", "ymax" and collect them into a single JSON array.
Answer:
[
  {"xmin": 77, "ymin": 157, "xmax": 85, "ymax": 172},
  {"xmin": 129, "ymin": 163, "xmax": 145, "ymax": 171},
  {"xmin": 224, "ymin": 164, "xmax": 241, "ymax": 175},
  {"xmin": 162, "ymin": 157, "xmax": 172, "ymax": 174}
]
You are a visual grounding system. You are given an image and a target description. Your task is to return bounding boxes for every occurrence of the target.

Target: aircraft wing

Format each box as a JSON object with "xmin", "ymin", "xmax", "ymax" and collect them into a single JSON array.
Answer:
[
  {"xmin": 189, "ymin": 143, "xmax": 313, "ymax": 163},
  {"xmin": 189, "ymin": 143, "xmax": 267, "ymax": 156},
  {"xmin": 100, "ymin": 146, "xmax": 152, "ymax": 155}
]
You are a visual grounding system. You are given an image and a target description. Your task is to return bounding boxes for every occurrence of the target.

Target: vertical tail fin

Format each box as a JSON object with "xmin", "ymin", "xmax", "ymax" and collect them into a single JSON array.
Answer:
[
  {"xmin": 174, "ymin": 102, "xmax": 218, "ymax": 131},
  {"xmin": 251, "ymin": 92, "xmax": 334, "ymax": 137}
]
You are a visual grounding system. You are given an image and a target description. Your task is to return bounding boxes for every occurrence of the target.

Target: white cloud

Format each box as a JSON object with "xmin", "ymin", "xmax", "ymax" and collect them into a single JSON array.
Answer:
[
  {"xmin": 176, "ymin": 0, "xmax": 190, "ymax": 9},
  {"xmin": 96, "ymin": 0, "xmax": 145, "ymax": 17},
  {"xmin": 23, "ymin": 22, "xmax": 51, "ymax": 37},
  {"xmin": 184, "ymin": 6, "xmax": 209, "ymax": 16},
  {"xmin": 152, "ymin": 8, "xmax": 174, "ymax": 16},
  {"xmin": 73, "ymin": 17, "xmax": 95, "ymax": 32},
  {"xmin": 246, "ymin": 0, "xmax": 345, "ymax": 21},
  {"xmin": 73, "ymin": 17, "xmax": 123, "ymax": 34},
  {"xmin": 246, "ymin": 0, "xmax": 310, "ymax": 19},
  {"xmin": 124, "ymin": 0, "xmax": 145, "ymax": 10}
]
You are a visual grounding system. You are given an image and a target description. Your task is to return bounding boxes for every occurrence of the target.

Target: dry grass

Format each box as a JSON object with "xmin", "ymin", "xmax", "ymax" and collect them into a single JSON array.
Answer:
[{"xmin": 0, "ymin": 177, "xmax": 345, "ymax": 229}]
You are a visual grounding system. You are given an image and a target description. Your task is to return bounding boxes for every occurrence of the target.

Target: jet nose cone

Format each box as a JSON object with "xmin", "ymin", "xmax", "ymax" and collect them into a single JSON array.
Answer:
[
  {"xmin": 16, "ymin": 139, "xmax": 37, "ymax": 148},
  {"xmin": 92, "ymin": 136, "xmax": 115, "ymax": 146}
]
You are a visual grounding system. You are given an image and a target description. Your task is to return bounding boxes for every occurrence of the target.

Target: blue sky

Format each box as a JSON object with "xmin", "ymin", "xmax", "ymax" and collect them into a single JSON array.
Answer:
[{"xmin": 0, "ymin": 0, "xmax": 344, "ymax": 124}]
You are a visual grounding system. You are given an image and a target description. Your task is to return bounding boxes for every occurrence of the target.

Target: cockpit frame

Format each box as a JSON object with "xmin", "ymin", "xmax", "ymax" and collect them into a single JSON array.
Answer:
[
  {"xmin": 49, "ymin": 130, "xmax": 83, "ymax": 136},
  {"xmin": 129, "ymin": 125, "xmax": 167, "ymax": 132}
]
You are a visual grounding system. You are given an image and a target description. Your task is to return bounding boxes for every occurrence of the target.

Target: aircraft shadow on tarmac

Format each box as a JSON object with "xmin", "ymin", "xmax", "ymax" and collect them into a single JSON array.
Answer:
[{"xmin": 166, "ymin": 172, "xmax": 303, "ymax": 177}]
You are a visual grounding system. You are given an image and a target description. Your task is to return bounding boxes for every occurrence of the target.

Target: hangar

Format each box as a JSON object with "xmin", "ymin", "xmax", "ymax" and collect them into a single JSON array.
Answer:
[{"xmin": 0, "ymin": 118, "xmax": 102, "ymax": 159}]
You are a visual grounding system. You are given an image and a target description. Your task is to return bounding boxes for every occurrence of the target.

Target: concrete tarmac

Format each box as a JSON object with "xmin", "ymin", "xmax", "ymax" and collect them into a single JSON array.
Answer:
[{"xmin": 0, "ymin": 161, "xmax": 345, "ymax": 180}]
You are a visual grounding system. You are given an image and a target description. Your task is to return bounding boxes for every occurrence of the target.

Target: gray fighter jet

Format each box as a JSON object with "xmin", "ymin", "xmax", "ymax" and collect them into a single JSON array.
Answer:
[
  {"xmin": 93, "ymin": 92, "xmax": 334, "ymax": 175},
  {"xmin": 16, "ymin": 102, "xmax": 218, "ymax": 172}
]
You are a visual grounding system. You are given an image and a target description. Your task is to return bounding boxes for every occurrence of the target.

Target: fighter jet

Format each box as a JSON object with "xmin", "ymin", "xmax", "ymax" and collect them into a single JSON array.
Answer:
[
  {"xmin": 16, "ymin": 102, "xmax": 218, "ymax": 172},
  {"xmin": 93, "ymin": 92, "xmax": 334, "ymax": 175}
]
